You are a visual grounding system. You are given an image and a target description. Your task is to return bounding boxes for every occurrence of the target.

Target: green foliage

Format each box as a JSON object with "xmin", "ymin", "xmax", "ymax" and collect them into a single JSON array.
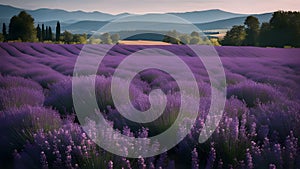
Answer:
[
  {"xmin": 244, "ymin": 16, "xmax": 260, "ymax": 46},
  {"xmin": 63, "ymin": 30, "xmax": 73, "ymax": 44},
  {"xmin": 111, "ymin": 33, "xmax": 120, "ymax": 44},
  {"xmin": 210, "ymin": 38, "xmax": 221, "ymax": 46},
  {"xmin": 88, "ymin": 37, "xmax": 101, "ymax": 44},
  {"xmin": 163, "ymin": 30, "xmax": 180, "ymax": 44},
  {"xmin": 222, "ymin": 11, "xmax": 300, "ymax": 47},
  {"xmin": 100, "ymin": 32, "xmax": 113, "ymax": 44},
  {"xmin": 41, "ymin": 24, "xmax": 45, "ymax": 41},
  {"xmin": 0, "ymin": 33, "xmax": 3, "ymax": 42},
  {"xmin": 190, "ymin": 36, "xmax": 201, "ymax": 44},
  {"xmin": 36, "ymin": 24, "xmax": 42, "ymax": 41},
  {"xmin": 56, "ymin": 21, "xmax": 61, "ymax": 41},
  {"xmin": 48, "ymin": 26, "xmax": 53, "ymax": 41},
  {"xmin": 2, "ymin": 23, "xmax": 7, "ymax": 42},
  {"xmin": 267, "ymin": 11, "xmax": 300, "ymax": 47},
  {"xmin": 191, "ymin": 31, "xmax": 200, "ymax": 37},
  {"xmin": 259, "ymin": 22, "xmax": 272, "ymax": 47},
  {"xmin": 179, "ymin": 34, "xmax": 191, "ymax": 44},
  {"xmin": 162, "ymin": 30, "xmax": 216, "ymax": 45},
  {"xmin": 221, "ymin": 25, "xmax": 246, "ymax": 46},
  {"xmin": 8, "ymin": 11, "xmax": 36, "ymax": 42},
  {"xmin": 73, "ymin": 33, "xmax": 87, "ymax": 44}
]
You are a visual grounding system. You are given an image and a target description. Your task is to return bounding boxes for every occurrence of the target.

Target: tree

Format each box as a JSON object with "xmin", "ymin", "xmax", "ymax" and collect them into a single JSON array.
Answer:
[
  {"xmin": 190, "ymin": 37, "xmax": 201, "ymax": 44},
  {"xmin": 210, "ymin": 38, "xmax": 220, "ymax": 46},
  {"xmin": 45, "ymin": 26, "xmax": 49, "ymax": 40},
  {"xmin": 41, "ymin": 24, "xmax": 45, "ymax": 41},
  {"xmin": 48, "ymin": 26, "xmax": 53, "ymax": 41},
  {"xmin": 221, "ymin": 25, "xmax": 246, "ymax": 46},
  {"xmin": 244, "ymin": 16, "xmax": 260, "ymax": 46},
  {"xmin": 73, "ymin": 34, "xmax": 87, "ymax": 44},
  {"xmin": 163, "ymin": 30, "xmax": 180, "ymax": 44},
  {"xmin": 2, "ymin": 23, "xmax": 7, "ymax": 41},
  {"xmin": 111, "ymin": 33, "xmax": 120, "ymax": 44},
  {"xmin": 269, "ymin": 11, "xmax": 300, "ymax": 47},
  {"xmin": 0, "ymin": 33, "xmax": 3, "ymax": 42},
  {"xmin": 100, "ymin": 33, "xmax": 112, "ymax": 44},
  {"xmin": 78, "ymin": 33, "xmax": 87, "ymax": 44},
  {"xmin": 179, "ymin": 34, "xmax": 190, "ymax": 44},
  {"xmin": 36, "ymin": 24, "xmax": 42, "ymax": 41},
  {"xmin": 63, "ymin": 30, "xmax": 73, "ymax": 44},
  {"xmin": 259, "ymin": 22, "xmax": 272, "ymax": 47},
  {"xmin": 191, "ymin": 31, "xmax": 200, "ymax": 37},
  {"xmin": 8, "ymin": 11, "xmax": 36, "ymax": 42},
  {"xmin": 89, "ymin": 37, "xmax": 101, "ymax": 44},
  {"xmin": 56, "ymin": 21, "xmax": 61, "ymax": 41}
]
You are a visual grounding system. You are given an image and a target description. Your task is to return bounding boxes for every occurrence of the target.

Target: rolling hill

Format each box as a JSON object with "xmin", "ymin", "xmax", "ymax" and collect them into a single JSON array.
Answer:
[
  {"xmin": 0, "ymin": 4, "xmax": 273, "ymax": 34},
  {"xmin": 62, "ymin": 12, "xmax": 272, "ymax": 34}
]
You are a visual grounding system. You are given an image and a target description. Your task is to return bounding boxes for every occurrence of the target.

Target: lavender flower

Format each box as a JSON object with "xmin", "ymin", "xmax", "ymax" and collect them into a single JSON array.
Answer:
[
  {"xmin": 206, "ymin": 146, "xmax": 216, "ymax": 169},
  {"xmin": 107, "ymin": 160, "xmax": 113, "ymax": 169},
  {"xmin": 191, "ymin": 148, "xmax": 199, "ymax": 169},
  {"xmin": 0, "ymin": 87, "xmax": 44, "ymax": 110},
  {"xmin": 246, "ymin": 149, "xmax": 253, "ymax": 169},
  {"xmin": 40, "ymin": 151, "xmax": 49, "ymax": 169}
]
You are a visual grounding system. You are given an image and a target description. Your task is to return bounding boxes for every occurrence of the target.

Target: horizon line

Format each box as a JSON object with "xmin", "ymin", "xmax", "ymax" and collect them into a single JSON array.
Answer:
[{"xmin": 0, "ymin": 3, "xmax": 284, "ymax": 16}]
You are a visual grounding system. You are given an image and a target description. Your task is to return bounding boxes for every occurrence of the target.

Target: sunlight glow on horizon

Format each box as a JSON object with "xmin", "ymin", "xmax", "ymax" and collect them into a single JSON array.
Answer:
[{"xmin": 0, "ymin": 0, "xmax": 299, "ymax": 14}]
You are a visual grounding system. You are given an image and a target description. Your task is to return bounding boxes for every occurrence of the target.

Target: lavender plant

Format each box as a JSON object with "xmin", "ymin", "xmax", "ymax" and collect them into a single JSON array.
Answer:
[
  {"xmin": 0, "ymin": 106, "xmax": 62, "ymax": 168},
  {"xmin": 0, "ymin": 43, "xmax": 299, "ymax": 168}
]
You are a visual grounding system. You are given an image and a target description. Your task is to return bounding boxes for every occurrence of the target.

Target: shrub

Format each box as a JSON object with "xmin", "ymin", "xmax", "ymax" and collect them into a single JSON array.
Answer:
[
  {"xmin": 0, "ymin": 106, "xmax": 62, "ymax": 167},
  {"xmin": 14, "ymin": 121, "xmax": 173, "ymax": 169},
  {"xmin": 14, "ymin": 122, "xmax": 112, "ymax": 169},
  {"xmin": 44, "ymin": 78, "xmax": 73, "ymax": 115},
  {"xmin": 251, "ymin": 100, "xmax": 300, "ymax": 142},
  {"xmin": 45, "ymin": 76, "xmax": 143, "ymax": 115},
  {"xmin": 225, "ymin": 72, "xmax": 247, "ymax": 85},
  {"xmin": 0, "ymin": 75, "xmax": 42, "ymax": 90},
  {"xmin": 0, "ymin": 87, "xmax": 45, "ymax": 110},
  {"xmin": 227, "ymin": 81, "xmax": 282, "ymax": 107}
]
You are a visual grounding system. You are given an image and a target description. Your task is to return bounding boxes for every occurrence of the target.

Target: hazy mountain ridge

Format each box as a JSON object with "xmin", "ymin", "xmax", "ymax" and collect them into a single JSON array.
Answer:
[
  {"xmin": 195, "ymin": 13, "xmax": 273, "ymax": 30},
  {"xmin": 0, "ymin": 4, "xmax": 273, "ymax": 34}
]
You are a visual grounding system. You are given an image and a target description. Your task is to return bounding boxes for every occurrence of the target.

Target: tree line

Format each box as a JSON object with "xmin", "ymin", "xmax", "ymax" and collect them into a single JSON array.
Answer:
[
  {"xmin": 2, "ymin": 10, "xmax": 299, "ymax": 47},
  {"xmin": 221, "ymin": 11, "xmax": 300, "ymax": 47},
  {"xmin": 0, "ymin": 11, "xmax": 122, "ymax": 44},
  {"xmin": 0, "ymin": 11, "xmax": 88, "ymax": 44},
  {"xmin": 162, "ymin": 30, "xmax": 220, "ymax": 45}
]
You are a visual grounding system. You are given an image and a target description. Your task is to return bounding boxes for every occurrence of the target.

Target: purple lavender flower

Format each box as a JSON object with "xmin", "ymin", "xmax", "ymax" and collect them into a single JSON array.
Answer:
[
  {"xmin": 0, "ymin": 87, "xmax": 44, "ymax": 110},
  {"xmin": 269, "ymin": 164, "xmax": 276, "ymax": 169},
  {"xmin": 107, "ymin": 160, "xmax": 113, "ymax": 169},
  {"xmin": 191, "ymin": 148, "xmax": 199, "ymax": 169},
  {"xmin": 227, "ymin": 80, "xmax": 282, "ymax": 107},
  {"xmin": 206, "ymin": 146, "xmax": 216, "ymax": 169},
  {"xmin": 40, "ymin": 151, "xmax": 49, "ymax": 169},
  {"xmin": 246, "ymin": 149, "xmax": 253, "ymax": 169},
  {"xmin": 0, "ymin": 106, "xmax": 62, "ymax": 165}
]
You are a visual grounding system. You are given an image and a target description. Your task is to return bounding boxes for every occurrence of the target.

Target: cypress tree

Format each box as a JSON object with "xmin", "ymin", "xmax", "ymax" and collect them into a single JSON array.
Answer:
[
  {"xmin": 45, "ymin": 26, "xmax": 49, "ymax": 40},
  {"xmin": 56, "ymin": 21, "xmax": 61, "ymax": 41},
  {"xmin": 2, "ymin": 23, "xmax": 7, "ymax": 41},
  {"xmin": 36, "ymin": 24, "xmax": 42, "ymax": 41},
  {"xmin": 48, "ymin": 26, "xmax": 52, "ymax": 41},
  {"xmin": 41, "ymin": 24, "xmax": 45, "ymax": 41}
]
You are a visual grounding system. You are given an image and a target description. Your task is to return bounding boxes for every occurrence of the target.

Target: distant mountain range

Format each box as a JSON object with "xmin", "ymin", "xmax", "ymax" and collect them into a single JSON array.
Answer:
[{"xmin": 0, "ymin": 4, "xmax": 273, "ymax": 34}]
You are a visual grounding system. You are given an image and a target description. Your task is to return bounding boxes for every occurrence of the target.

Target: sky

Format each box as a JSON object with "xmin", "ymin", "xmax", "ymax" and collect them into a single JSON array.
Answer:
[{"xmin": 0, "ymin": 0, "xmax": 299, "ymax": 14}]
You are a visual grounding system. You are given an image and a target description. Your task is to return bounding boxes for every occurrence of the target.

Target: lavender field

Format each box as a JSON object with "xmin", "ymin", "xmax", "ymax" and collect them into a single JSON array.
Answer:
[{"xmin": 0, "ymin": 42, "xmax": 299, "ymax": 169}]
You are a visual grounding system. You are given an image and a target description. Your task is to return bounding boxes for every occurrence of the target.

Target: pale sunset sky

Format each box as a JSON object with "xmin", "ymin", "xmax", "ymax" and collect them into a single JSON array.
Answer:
[{"xmin": 0, "ymin": 0, "xmax": 299, "ymax": 14}]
